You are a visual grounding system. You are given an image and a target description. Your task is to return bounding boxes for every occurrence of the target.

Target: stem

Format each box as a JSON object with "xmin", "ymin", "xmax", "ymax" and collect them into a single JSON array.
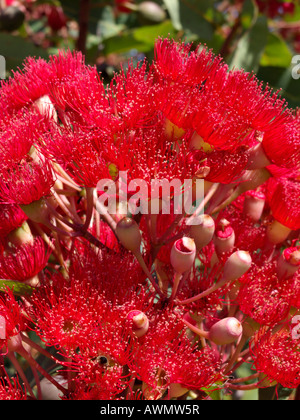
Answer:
[
  {"xmin": 96, "ymin": 201, "xmax": 117, "ymax": 232},
  {"xmin": 170, "ymin": 272, "xmax": 182, "ymax": 301},
  {"xmin": 219, "ymin": 16, "xmax": 242, "ymax": 59},
  {"xmin": 53, "ymin": 164, "xmax": 81, "ymax": 191},
  {"xmin": 78, "ymin": 227, "xmax": 108, "ymax": 250},
  {"xmin": 17, "ymin": 347, "xmax": 67, "ymax": 396},
  {"xmin": 231, "ymin": 373, "xmax": 259, "ymax": 384},
  {"xmin": 29, "ymin": 364, "xmax": 42, "ymax": 400},
  {"xmin": 227, "ymin": 382, "xmax": 262, "ymax": 391},
  {"xmin": 182, "ymin": 318, "xmax": 210, "ymax": 340},
  {"xmin": 192, "ymin": 182, "xmax": 219, "ymax": 218},
  {"xmin": 133, "ymin": 250, "xmax": 165, "ymax": 298},
  {"xmin": 53, "ymin": 191, "xmax": 82, "ymax": 224},
  {"xmin": 224, "ymin": 335, "xmax": 248, "ymax": 374},
  {"xmin": 20, "ymin": 333, "xmax": 61, "ymax": 364},
  {"xmin": 76, "ymin": 0, "xmax": 91, "ymax": 54},
  {"xmin": 178, "ymin": 277, "xmax": 227, "ymax": 305},
  {"xmin": 7, "ymin": 352, "xmax": 36, "ymax": 400},
  {"xmin": 83, "ymin": 187, "xmax": 95, "ymax": 230},
  {"xmin": 56, "ymin": 175, "xmax": 82, "ymax": 192}
]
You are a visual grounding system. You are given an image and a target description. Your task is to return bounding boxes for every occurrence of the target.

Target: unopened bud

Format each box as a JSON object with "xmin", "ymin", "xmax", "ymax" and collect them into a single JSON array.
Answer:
[
  {"xmin": 170, "ymin": 237, "xmax": 196, "ymax": 274},
  {"xmin": 189, "ymin": 132, "xmax": 214, "ymax": 153},
  {"xmin": 6, "ymin": 221, "xmax": 34, "ymax": 248},
  {"xmin": 7, "ymin": 333, "xmax": 23, "ymax": 353},
  {"xmin": 21, "ymin": 198, "xmax": 51, "ymax": 225},
  {"xmin": 209, "ymin": 317, "xmax": 243, "ymax": 345},
  {"xmin": 34, "ymin": 95, "xmax": 57, "ymax": 122},
  {"xmin": 277, "ymin": 247, "xmax": 300, "ymax": 279},
  {"xmin": 40, "ymin": 376, "xmax": 67, "ymax": 400},
  {"xmin": 267, "ymin": 219, "xmax": 292, "ymax": 245},
  {"xmin": 214, "ymin": 219, "xmax": 235, "ymax": 255},
  {"xmin": 0, "ymin": 315, "xmax": 5, "ymax": 341},
  {"xmin": 222, "ymin": 250, "xmax": 252, "ymax": 283},
  {"xmin": 187, "ymin": 214, "xmax": 215, "ymax": 250},
  {"xmin": 116, "ymin": 217, "xmax": 142, "ymax": 253},
  {"xmin": 243, "ymin": 190, "xmax": 266, "ymax": 222},
  {"xmin": 127, "ymin": 310, "xmax": 149, "ymax": 338},
  {"xmin": 247, "ymin": 142, "xmax": 271, "ymax": 170},
  {"xmin": 138, "ymin": 1, "xmax": 167, "ymax": 23},
  {"xmin": 165, "ymin": 119, "xmax": 185, "ymax": 141},
  {"xmin": 111, "ymin": 201, "xmax": 130, "ymax": 223},
  {"xmin": 243, "ymin": 317, "xmax": 260, "ymax": 338},
  {"xmin": 169, "ymin": 383, "xmax": 189, "ymax": 399}
]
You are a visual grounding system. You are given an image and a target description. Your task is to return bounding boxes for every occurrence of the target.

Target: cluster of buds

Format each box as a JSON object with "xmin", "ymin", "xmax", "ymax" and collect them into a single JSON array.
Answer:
[{"xmin": 0, "ymin": 37, "xmax": 299, "ymax": 401}]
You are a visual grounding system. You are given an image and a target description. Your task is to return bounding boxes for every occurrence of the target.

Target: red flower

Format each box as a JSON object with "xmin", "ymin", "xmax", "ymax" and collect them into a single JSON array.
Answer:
[
  {"xmin": 266, "ymin": 176, "xmax": 300, "ymax": 230},
  {"xmin": 0, "ymin": 237, "xmax": 51, "ymax": 282},
  {"xmin": 0, "ymin": 112, "xmax": 43, "ymax": 172},
  {"xmin": 0, "ymin": 288, "xmax": 26, "ymax": 350},
  {"xmin": 29, "ymin": 274, "xmax": 108, "ymax": 354},
  {"xmin": 0, "ymin": 204, "xmax": 27, "ymax": 238},
  {"xmin": 262, "ymin": 112, "xmax": 300, "ymax": 169},
  {"xmin": 0, "ymin": 376, "xmax": 27, "ymax": 400},
  {"xmin": 0, "ymin": 157, "xmax": 55, "ymax": 206},
  {"xmin": 130, "ymin": 309, "xmax": 222, "ymax": 399},
  {"xmin": 238, "ymin": 259, "xmax": 298, "ymax": 325},
  {"xmin": 250, "ymin": 325, "xmax": 300, "ymax": 389},
  {"xmin": 154, "ymin": 38, "xmax": 225, "ymax": 87}
]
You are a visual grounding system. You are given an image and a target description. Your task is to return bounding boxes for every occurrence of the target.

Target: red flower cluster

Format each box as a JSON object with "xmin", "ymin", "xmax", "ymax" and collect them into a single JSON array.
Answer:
[{"xmin": 0, "ymin": 38, "xmax": 299, "ymax": 400}]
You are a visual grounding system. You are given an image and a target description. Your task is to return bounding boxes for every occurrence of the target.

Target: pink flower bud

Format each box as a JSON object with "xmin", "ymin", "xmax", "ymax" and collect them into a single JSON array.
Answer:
[
  {"xmin": 138, "ymin": 1, "xmax": 167, "ymax": 23},
  {"xmin": 0, "ymin": 316, "xmax": 5, "ymax": 341},
  {"xmin": 189, "ymin": 132, "xmax": 214, "ymax": 153},
  {"xmin": 7, "ymin": 333, "xmax": 23, "ymax": 353},
  {"xmin": 34, "ymin": 95, "xmax": 57, "ymax": 122},
  {"xmin": 247, "ymin": 142, "xmax": 271, "ymax": 170},
  {"xmin": 223, "ymin": 250, "xmax": 252, "ymax": 283},
  {"xmin": 21, "ymin": 198, "xmax": 51, "ymax": 225},
  {"xmin": 243, "ymin": 190, "xmax": 266, "ymax": 222},
  {"xmin": 165, "ymin": 119, "xmax": 185, "ymax": 141},
  {"xmin": 170, "ymin": 237, "xmax": 196, "ymax": 274},
  {"xmin": 40, "ymin": 376, "xmax": 67, "ymax": 400},
  {"xmin": 116, "ymin": 217, "xmax": 142, "ymax": 253},
  {"xmin": 187, "ymin": 214, "xmax": 215, "ymax": 250},
  {"xmin": 6, "ymin": 221, "xmax": 34, "ymax": 248},
  {"xmin": 267, "ymin": 219, "xmax": 292, "ymax": 245},
  {"xmin": 127, "ymin": 310, "xmax": 149, "ymax": 338},
  {"xmin": 208, "ymin": 317, "xmax": 243, "ymax": 345},
  {"xmin": 277, "ymin": 247, "xmax": 300, "ymax": 279},
  {"xmin": 169, "ymin": 383, "xmax": 189, "ymax": 398},
  {"xmin": 213, "ymin": 219, "xmax": 235, "ymax": 255}
]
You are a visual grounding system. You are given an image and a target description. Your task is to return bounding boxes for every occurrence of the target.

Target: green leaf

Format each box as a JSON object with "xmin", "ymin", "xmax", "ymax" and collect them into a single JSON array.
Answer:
[
  {"xmin": 103, "ymin": 32, "xmax": 150, "ymax": 55},
  {"xmin": 257, "ymin": 65, "xmax": 300, "ymax": 109},
  {"xmin": 260, "ymin": 33, "xmax": 292, "ymax": 68},
  {"xmin": 103, "ymin": 21, "xmax": 176, "ymax": 55},
  {"xmin": 241, "ymin": 0, "xmax": 258, "ymax": 29},
  {"xmin": 133, "ymin": 20, "xmax": 176, "ymax": 45},
  {"xmin": 0, "ymin": 33, "xmax": 49, "ymax": 73},
  {"xmin": 179, "ymin": 0, "xmax": 214, "ymax": 40},
  {"xmin": 162, "ymin": 0, "xmax": 182, "ymax": 30},
  {"xmin": 97, "ymin": 6, "xmax": 126, "ymax": 41},
  {"xmin": 0, "ymin": 280, "xmax": 34, "ymax": 296},
  {"xmin": 229, "ymin": 16, "xmax": 269, "ymax": 72}
]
